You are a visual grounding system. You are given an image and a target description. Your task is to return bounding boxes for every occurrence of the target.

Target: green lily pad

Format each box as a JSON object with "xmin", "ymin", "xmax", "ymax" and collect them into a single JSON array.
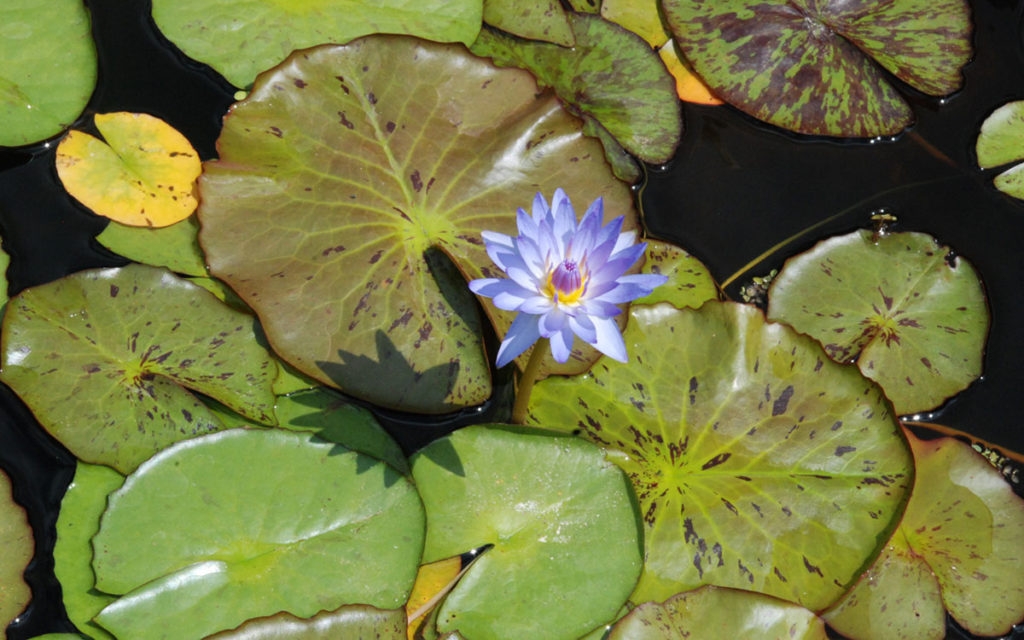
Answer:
[
  {"xmin": 54, "ymin": 463, "xmax": 124, "ymax": 640},
  {"xmin": 151, "ymin": 0, "xmax": 483, "ymax": 88},
  {"xmin": 0, "ymin": 0, "xmax": 97, "ymax": 147},
  {"xmin": 609, "ymin": 586, "xmax": 828, "ymax": 639},
  {"xmin": 483, "ymin": 0, "xmax": 575, "ymax": 46},
  {"xmin": 206, "ymin": 604, "xmax": 407, "ymax": 639},
  {"xmin": 976, "ymin": 100, "xmax": 1024, "ymax": 200},
  {"xmin": 198, "ymin": 37, "xmax": 636, "ymax": 412},
  {"xmin": 766, "ymin": 229, "xmax": 988, "ymax": 415},
  {"xmin": 567, "ymin": 0, "xmax": 601, "ymax": 13},
  {"xmin": 632, "ymin": 240, "xmax": 718, "ymax": 309},
  {"xmin": 92, "ymin": 428, "xmax": 425, "ymax": 640},
  {"xmin": 410, "ymin": 425, "xmax": 642, "ymax": 640},
  {"xmin": 95, "ymin": 215, "xmax": 208, "ymax": 277},
  {"xmin": 0, "ymin": 232, "xmax": 8, "ymax": 310},
  {"xmin": 825, "ymin": 430, "xmax": 1024, "ymax": 637},
  {"xmin": 661, "ymin": 0, "xmax": 971, "ymax": 137},
  {"xmin": 1, "ymin": 469, "xmax": 33, "ymax": 629},
  {"xmin": 470, "ymin": 12, "xmax": 681, "ymax": 163},
  {"xmin": 527, "ymin": 301, "xmax": 913, "ymax": 609},
  {"xmin": 0, "ymin": 264, "xmax": 278, "ymax": 473}
]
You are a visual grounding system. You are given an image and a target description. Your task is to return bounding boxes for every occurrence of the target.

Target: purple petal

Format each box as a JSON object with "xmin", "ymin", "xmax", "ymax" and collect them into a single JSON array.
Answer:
[
  {"xmin": 596, "ymin": 273, "xmax": 669, "ymax": 304},
  {"xmin": 538, "ymin": 309, "xmax": 567, "ymax": 337},
  {"xmin": 592, "ymin": 243, "xmax": 646, "ymax": 283},
  {"xmin": 549, "ymin": 325, "xmax": 575, "ymax": 363},
  {"xmin": 568, "ymin": 202, "xmax": 602, "ymax": 263},
  {"xmin": 612, "ymin": 230, "xmax": 638, "ymax": 255},
  {"xmin": 551, "ymin": 189, "xmax": 576, "ymax": 248},
  {"xmin": 519, "ymin": 295, "xmax": 554, "ymax": 315},
  {"xmin": 493, "ymin": 289, "xmax": 532, "ymax": 311},
  {"xmin": 506, "ymin": 266, "xmax": 540, "ymax": 292},
  {"xmin": 469, "ymin": 278, "xmax": 514, "ymax": 298},
  {"xmin": 515, "ymin": 233, "xmax": 547, "ymax": 278},
  {"xmin": 516, "ymin": 207, "xmax": 538, "ymax": 241},
  {"xmin": 587, "ymin": 216, "xmax": 625, "ymax": 268},
  {"xmin": 568, "ymin": 312, "xmax": 597, "ymax": 344},
  {"xmin": 496, "ymin": 313, "xmax": 542, "ymax": 368},
  {"xmin": 592, "ymin": 315, "xmax": 628, "ymax": 363},
  {"xmin": 580, "ymin": 298, "xmax": 623, "ymax": 319},
  {"xmin": 531, "ymin": 192, "xmax": 550, "ymax": 224}
]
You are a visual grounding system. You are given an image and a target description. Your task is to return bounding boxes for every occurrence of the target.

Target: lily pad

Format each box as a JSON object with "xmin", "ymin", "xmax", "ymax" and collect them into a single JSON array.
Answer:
[
  {"xmin": 0, "ymin": 0, "xmax": 97, "ymax": 147},
  {"xmin": 483, "ymin": 0, "xmax": 575, "ymax": 46},
  {"xmin": 206, "ymin": 604, "xmax": 407, "ymax": 639},
  {"xmin": 53, "ymin": 463, "xmax": 123, "ymax": 640},
  {"xmin": 410, "ymin": 425, "xmax": 642, "ymax": 640},
  {"xmin": 976, "ymin": 100, "xmax": 1024, "ymax": 200},
  {"xmin": 0, "ymin": 264, "xmax": 278, "ymax": 473},
  {"xmin": 824, "ymin": 430, "xmax": 1024, "ymax": 638},
  {"xmin": 662, "ymin": 0, "xmax": 971, "ymax": 136},
  {"xmin": 95, "ymin": 215, "xmax": 208, "ymax": 277},
  {"xmin": 609, "ymin": 586, "xmax": 828, "ymax": 639},
  {"xmin": 470, "ymin": 13, "xmax": 681, "ymax": 163},
  {"xmin": 151, "ymin": 0, "xmax": 483, "ymax": 88},
  {"xmin": 92, "ymin": 428, "xmax": 425, "ymax": 640},
  {"xmin": 527, "ymin": 302, "xmax": 913, "ymax": 609},
  {"xmin": 198, "ymin": 38, "xmax": 636, "ymax": 412},
  {"xmin": 0, "ymin": 232, "xmax": 8, "ymax": 310},
  {"xmin": 766, "ymin": 229, "xmax": 988, "ymax": 415},
  {"xmin": 632, "ymin": 240, "xmax": 718, "ymax": 309},
  {"xmin": 1, "ymin": 469, "xmax": 32, "ymax": 629},
  {"xmin": 56, "ymin": 112, "xmax": 201, "ymax": 227}
]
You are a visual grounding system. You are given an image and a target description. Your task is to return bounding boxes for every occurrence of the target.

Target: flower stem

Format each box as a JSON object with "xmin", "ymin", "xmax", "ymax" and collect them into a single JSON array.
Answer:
[{"xmin": 511, "ymin": 338, "xmax": 549, "ymax": 424}]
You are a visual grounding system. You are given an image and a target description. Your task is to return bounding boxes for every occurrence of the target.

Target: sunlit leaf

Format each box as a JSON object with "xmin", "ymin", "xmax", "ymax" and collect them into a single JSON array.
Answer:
[
  {"xmin": 95, "ymin": 215, "xmax": 207, "ymax": 277},
  {"xmin": 976, "ymin": 100, "xmax": 1024, "ymax": 200},
  {"xmin": 405, "ymin": 551, "xmax": 485, "ymax": 639},
  {"xmin": 657, "ymin": 39, "xmax": 722, "ymax": 106},
  {"xmin": 1, "ymin": 469, "xmax": 32, "ymax": 629},
  {"xmin": 207, "ymin": 604, "xmax": 407, "ymax": 639},
  {"xmin": 0, "ymin": 0, "xmax": 97, "ymax": 146},
  {"xmin": 198, "ymin": 38, "xmax": 636, "ymax": 412},
  {"xmin": 632, "ymin": 240, "xmax": 718, "ymax": 309},
  {"xmin": 410, "ymin": 425, "xmax": 642, "ymax": 640},
  {"xmin": 766, "ymin": 229, "xmax": 988, "ymax": 415},
  {"xmin": 470, "ymin": 13, "xmax": 681, "ymax": 163},
  {"xmin": 826, "ymin": 431, "xmax": 1024, "ymax": 638},
  {"xmin": 150, "ymin": 0, "xmax": 483, "ymax": 88},
  {"xmin": 92, "ymin": 428, "xmax": 425, "ymax": 640},
  {"xmin": 527, "ymin": 302, "xmax": 913, "ymax": 609},
  {"xmin": 566, "ymin": 0, "xmax": 601, "ymax": 13},
  {"xmin": 53, "ymin": 463, "xmax": 123, "ymax": 640},
  {"xmin": 609, "ymin": 586, "xmax": 828, "ymax": 639},
  {"xmin": 55, "ymin": 112, "xmax": 200, "ymax": 228},
  {"xmin": 0, "ymin": 264, "xmax": 278, "ymax": 473},
  {"xmin": 662, "ymin": 0, "xmax": 970, "ymax": 136},
  {"xmin": 601, "ymin": 0, "xmax": 668, "ymax": 46},
  {"xmin": 483, "ymin": 0, "xmax": 574, "ymax": 46}
]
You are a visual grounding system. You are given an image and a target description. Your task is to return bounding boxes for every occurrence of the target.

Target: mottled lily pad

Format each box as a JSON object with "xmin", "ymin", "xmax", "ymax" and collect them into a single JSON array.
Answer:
[
  {"xmin": 56, "ymin": 112, "xmax": 201, "ymax": 227},
  {"xmin": 1, "ymin": 469, "xmax": 32, "ymax": 629},
  {"xmin": 824, "ymin": 430, "xmax": 1024, "ymax": 638},
  {"xmin": 662, "ymin": 0, "xmax": 971, "ymax": 136},
  {"xmin": 633, "ymin": 240, "xmax": 718, "ymax": 309},
  {"xmin": 198, "ymin": 38, "xmax": 636, "ymax": 412},
  {"xmin": 483, "ymin": 0, "xmax": 575, "ymax": 46},
  {"xmin": 92, "ymin": 428, "xmax": 425, "ymax": 640},
  {"xmin": 766, "ymin": 229, "xmax": 988, "ymax": 415},
  {"xmin": 0, "ymin": 264, "xmax": 277, "ymax": 473},
  {"xmin": 95, "ymin": 215, "xmax": 207, "ymax": 277},
  {"xmin": 609, "ymin": 586, "xmax": 828, "ymax": 639},
  {"xmin": 976, "ymin": 100, "xmax": 1024, "ymax": 200},
  {"xmin": 54, "ymin": 463, "xmax": 123, "ymax": 640},
  {"xmin": 527, "ymin": 302, "xmax": 913, "ymax": 609},
  {"xmin": 206, "ymin": 604, "xmax": 407, "ymax": 639},
  {"xmin": 410, "ymin": 425, "xmax": 642, "ymax": 640},
  {"xmin": 151, "ymin": 0, "xmax": 483, "ymax": 88},
  {"xmin": 0, "ymin": 0, "xmax": 97, "ymax": 147},
  {"xmin": 470, "ymin": 13, "xmax": 681, "ymax": 163}
]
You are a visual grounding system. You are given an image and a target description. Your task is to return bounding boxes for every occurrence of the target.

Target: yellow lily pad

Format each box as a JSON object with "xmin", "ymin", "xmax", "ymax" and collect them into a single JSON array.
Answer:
[
  {"xmin": 658, "ymin": 39, "xmax": 723, "ymax": 106},
  {"xmin": 55, "ymin": 112, "xmax": 200, "ymax": 227}
]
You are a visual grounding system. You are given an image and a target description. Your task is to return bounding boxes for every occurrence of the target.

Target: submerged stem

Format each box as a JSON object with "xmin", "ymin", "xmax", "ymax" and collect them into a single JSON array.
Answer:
[{"xmin": 511, "ymin": 338, "xmax": 550, "ymax": 424}]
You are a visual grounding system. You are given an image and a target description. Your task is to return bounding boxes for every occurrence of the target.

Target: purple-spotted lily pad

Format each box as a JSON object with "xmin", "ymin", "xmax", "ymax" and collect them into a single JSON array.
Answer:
[
  {"xmin": 1, "ymin": 469, "xmax": 32, "ymax": 629},
  {"xmin": 0, "ymin": 264, "xmax": 277, "ymax": 473},
  {"xmin": 151, "ymin": 0, "xmax": 482, "ymax": 88},
  {"xmin": 824, "ymin": 430, "xmax": 1024, "ymax": 638},
  {"xmin": 206, "ymin": 604, "xmax": 407, "ymax": 639},
  {"xmin": 609, "ymin": 586, "xmax": 828, "ymax": 639},
  {"xmin": 470, "ymin": 13, "xmax": 681, "ymax": 164},
  {"xmin": 662, "ymin": 0, "xmax": 971, "ymax": 137},
  {"xmin": 92, "ymin": 428, "xmax": 425, "ymax": 640},
  {"xmin": 410, "ymin": 425, "xmax": 642, "ymax": 640},
  {"xmin": 198, "ymin": 37, "xmax": 636, "ymax": 413},
  {"xmin": 526, "ymin": 301, "xmax": 913, "ymax": 609},
  {"xmin": 976, "ymin": 100, "xmax": 1024, "ymax": 200},
  {"xmin": 483, "ymin": 0, "xmax": 575, "ymax": 46},
  {"xmin": 633, "ymin": 240, "xmax": 718, "ymax": 309},
  {"xmin": 766, "ymin": 229, "xmax": 988, "ymax": 415}
]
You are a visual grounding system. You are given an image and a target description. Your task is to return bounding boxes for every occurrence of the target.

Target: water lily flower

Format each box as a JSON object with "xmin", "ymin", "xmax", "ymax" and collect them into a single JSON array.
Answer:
[{"xmin": 469, "ymin": 189, "xmax": 668, "ymax": 367}]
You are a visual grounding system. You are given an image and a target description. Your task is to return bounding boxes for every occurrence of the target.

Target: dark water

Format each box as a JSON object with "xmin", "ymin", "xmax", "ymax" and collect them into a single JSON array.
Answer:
[{"xmin": 1, "ymin": 0, "xmax": 1022, "ymax": 638}]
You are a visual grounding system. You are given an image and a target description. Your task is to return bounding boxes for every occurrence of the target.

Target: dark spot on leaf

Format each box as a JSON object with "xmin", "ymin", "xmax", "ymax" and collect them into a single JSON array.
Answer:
[
  {"xmin": 337, "ymin": 112, "xmax": 354, "ymax": 130},
  {"xmin": 335, "ymin": 75, "xmax": 350, "ymax": 93},
  {"xmin": 182, "ymin": 409, "xmax": 192, "ymax": 422},
  {"xmin": 688, "ymin": 376, "xmax": 698, "ymax": 405},
  {"xmin": 803, "ymin": 556, "xmax": 824, "ymax": 577},
  {"xmin": 110, "ymin": 285, "xmax": 119, "ymax": 297},
  {"xmin": 920, "ymin": 357, "xmax": 933, "ymax": 370},
  {"xmin": 721, "ymin": 498, "xmax": 738, "ymax": 515},
  {"xmin": 774, "ymin": 567, "xmax": 787, "ymax": 582},
  {"xmin": 772, "ymin": 385, "xmax": 794, "ymax": 416},
  {"xmin": 388, "ymin": 310, "xmax": 414, "ymax": 332},
  {"xmin": 322, "ymin": 244, "xmax": 345, "ymax": 256},
  {"xmin": 835, "ymin": 445, "xmax": 856, "ymax": 457},
  {"xmin": 410, "ymin": 170, "xmax": 423, "ymax": 192},
  {"xmin": 831, "ymin": 420, "xmax": 842, "ymax": 431},
  {"xmin": 268, "ymin": 126, "xmax": 283, "ymax": 137},
  {"xmin": 366, "ymin": 91, "xmax": 377, "ymax": 104},
  {"xmin": 385, "ymin": 121, "xmax": 396, "ymax": 133},
  {"xmin": 702, "ymin": 452, "xmax": 731, "ymax": 470},
  {"xmin": 294, "ymin": 79, "xmax": 307, "ymax": 88},
  {"xmin": 737, "ymin": 559, "xmax": 754, "ymax": 583}
]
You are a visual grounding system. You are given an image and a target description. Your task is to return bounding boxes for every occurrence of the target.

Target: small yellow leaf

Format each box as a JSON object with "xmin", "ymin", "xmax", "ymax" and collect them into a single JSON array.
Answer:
[
  {"xmin": 405, "ymin": 554, "xmax": 462, "ymax": 639},
  {"xmin": 658, "ymin": 39, "xmax": 722, "ymax": 106},
  {"xmin": 56, "ymin": 112, "xmax": 200, "ymax": 227}
]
